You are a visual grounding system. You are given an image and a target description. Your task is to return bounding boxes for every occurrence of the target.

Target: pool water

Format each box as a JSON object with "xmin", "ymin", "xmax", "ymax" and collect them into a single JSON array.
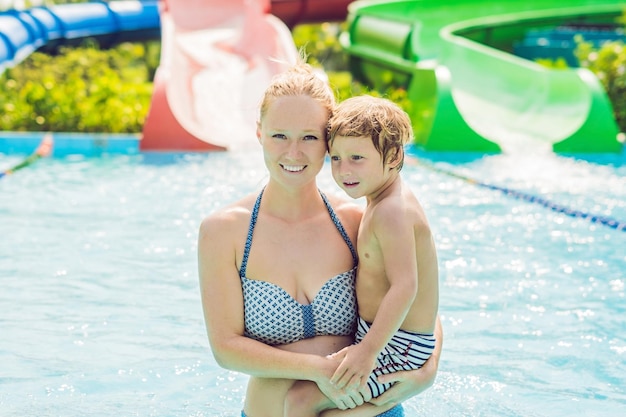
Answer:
[{"xmin": 1, "ymin": 147, "xmax": 625, "ymax": 416}]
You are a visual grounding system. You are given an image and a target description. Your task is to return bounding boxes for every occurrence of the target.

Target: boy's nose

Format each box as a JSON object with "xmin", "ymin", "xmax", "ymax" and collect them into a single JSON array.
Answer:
[{"xmin": 337, "ymin": 161, "xmax": 350, "ymax": 176}]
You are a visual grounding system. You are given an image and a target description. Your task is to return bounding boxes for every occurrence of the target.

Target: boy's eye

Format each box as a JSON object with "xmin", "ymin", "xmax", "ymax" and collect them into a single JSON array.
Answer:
[
  {"xmin": 303, "ymin": 135, "xmax": 318, "ymax": 141},
  {"xmin": 272, "ymin": 134, "xmax": 287, "ymax": 139},
  {"xmin": 330, "ymin": 155, "xmax": 340, "ymax": 161},
  {"xmin": 351, "ymin": 155, "xmax": 363, "ymax": 161}
]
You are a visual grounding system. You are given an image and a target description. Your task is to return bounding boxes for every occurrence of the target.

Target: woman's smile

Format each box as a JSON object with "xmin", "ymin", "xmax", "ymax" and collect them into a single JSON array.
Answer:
[{"xmin": 281, "ymin": 164, "xmax": 306, "ymax": 172}]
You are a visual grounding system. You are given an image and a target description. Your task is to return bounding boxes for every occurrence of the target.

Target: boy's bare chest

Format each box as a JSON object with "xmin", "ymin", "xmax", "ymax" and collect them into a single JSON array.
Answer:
[{"xmin": 356, "ymin": 219, "xmax": 384, "ymax": 273}]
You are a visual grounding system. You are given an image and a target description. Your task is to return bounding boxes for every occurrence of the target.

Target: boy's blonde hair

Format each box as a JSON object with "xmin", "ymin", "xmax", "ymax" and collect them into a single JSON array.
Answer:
[
  {"xmin": 259, "ymin": 62, "xmax": 335, "ymax": 124},
  {"xmin": 328, "ymin": 96, "xmax": 413, "ymax": 171}
]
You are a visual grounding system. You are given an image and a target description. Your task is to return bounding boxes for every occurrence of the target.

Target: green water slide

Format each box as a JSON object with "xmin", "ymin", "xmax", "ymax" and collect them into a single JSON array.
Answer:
[{"xmin": 341, "ymin": 0, "xmax": 626, "ymax": 153}]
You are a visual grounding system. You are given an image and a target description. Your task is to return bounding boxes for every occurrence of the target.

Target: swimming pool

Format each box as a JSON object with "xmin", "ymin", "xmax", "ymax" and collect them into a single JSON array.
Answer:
[{"xmin": 1, "ymin": 147, "xmax": 624, "ymax": 416}]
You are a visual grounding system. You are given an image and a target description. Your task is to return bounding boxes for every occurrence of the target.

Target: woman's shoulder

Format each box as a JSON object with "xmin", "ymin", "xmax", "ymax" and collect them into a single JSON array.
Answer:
[
  {"xmin": 324, "ymin": 191, "xmax": 362, "ymax": 213},
  {"xmin": 199, "ymin": 193, "xmax": 257, "ymax": 237},
  {"xmin": 324, "ymin": 192, "xmax": 363, "ymax": 229}
]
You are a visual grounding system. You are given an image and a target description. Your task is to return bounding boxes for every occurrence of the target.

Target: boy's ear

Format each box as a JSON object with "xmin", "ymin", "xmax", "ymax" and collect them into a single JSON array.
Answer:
[
  {"xmin": 256, "ymin": 122, "xmax": 262, "ymax": 143},
  {"xmin": 387, "ymin": 149, "xmax": 403, "ymax": 170}
]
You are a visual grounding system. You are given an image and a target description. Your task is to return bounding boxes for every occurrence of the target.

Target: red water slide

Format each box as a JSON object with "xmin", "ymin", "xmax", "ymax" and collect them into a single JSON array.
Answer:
[
  {"xmin": 140, "ymin": 0, "xmax": 352, "ymax": 151},
  {"xmin": 271, "ymin": 0, "xmax": 353, "ymax": 27}
]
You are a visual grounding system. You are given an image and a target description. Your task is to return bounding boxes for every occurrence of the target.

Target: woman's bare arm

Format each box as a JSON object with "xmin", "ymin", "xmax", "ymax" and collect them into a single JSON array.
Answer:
[{"xmin": 198, "ymin": 210, "xmax": 356, "ymax": 404}]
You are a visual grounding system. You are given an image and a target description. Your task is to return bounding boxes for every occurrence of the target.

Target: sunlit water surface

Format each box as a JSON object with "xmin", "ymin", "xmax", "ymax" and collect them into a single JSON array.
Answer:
[{"xmin": 1, "ymin": 147, "xmax": 625, "ymax": 416}]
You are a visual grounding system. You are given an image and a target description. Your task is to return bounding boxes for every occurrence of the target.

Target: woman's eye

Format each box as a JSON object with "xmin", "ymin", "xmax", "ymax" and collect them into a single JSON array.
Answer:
[
  {"xmin": 351, "ymin": 155, "xmax": 363, "ymax": 160},
  {"xmin": 272, "ymin": 134, "xmax": 287, "ymax": 139},
  {"xmin": 330, "ymin": 155, "xmax": 340, "ymax": 161},
  {"xmin": 303, "ymin": 135, "xmax": 318, "ymax": 141}
]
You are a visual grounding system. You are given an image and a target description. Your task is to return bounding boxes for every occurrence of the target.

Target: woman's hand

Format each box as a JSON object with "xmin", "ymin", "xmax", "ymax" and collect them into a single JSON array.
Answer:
[
  {"xmin": 314, "ymin": 352, "xmax": 367, "ymax": 410},
  {"xmin": 317, "ymin": 379, "xmax": 366, "ymax": 410},
  {"xmin": 368, "ymin": 366, "xmax": 433, "ymax": 407}
]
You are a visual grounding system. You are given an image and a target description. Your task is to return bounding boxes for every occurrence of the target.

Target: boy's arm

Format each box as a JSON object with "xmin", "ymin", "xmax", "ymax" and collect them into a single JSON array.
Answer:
[{"xmin": 331, "ymin": 203, "xmax": 419, "ymax": 390}]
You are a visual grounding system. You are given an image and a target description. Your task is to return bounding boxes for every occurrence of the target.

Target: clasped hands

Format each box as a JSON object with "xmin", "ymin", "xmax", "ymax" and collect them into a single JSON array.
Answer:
[{"xmin": 316, "ymin": 344, "xmax": 376, "ymax": 410}]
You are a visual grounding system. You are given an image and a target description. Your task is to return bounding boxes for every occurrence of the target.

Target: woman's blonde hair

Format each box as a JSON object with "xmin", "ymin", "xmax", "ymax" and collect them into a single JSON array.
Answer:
[{"xmin": 259, "ymin": 61, "xmax": 336, "ymax": 125}]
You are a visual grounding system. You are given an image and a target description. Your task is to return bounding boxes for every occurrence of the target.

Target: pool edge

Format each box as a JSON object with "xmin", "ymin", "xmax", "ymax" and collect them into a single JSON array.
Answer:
[{"xmin": 0, "ymin": 131, "xmax": 140, "ymax": 156}]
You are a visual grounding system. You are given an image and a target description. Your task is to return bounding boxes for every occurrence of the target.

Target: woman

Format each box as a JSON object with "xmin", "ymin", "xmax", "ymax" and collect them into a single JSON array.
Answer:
[{"xmin": 198, "ymin": 63, "xmax": 442, "ymax": 417}]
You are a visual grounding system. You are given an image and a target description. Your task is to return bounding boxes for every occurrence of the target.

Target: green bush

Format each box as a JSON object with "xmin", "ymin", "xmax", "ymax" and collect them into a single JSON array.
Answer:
[
  {"xmin": 292, "ymin": 23, "xmax": 411, "ymax": 111},
  {"xmin": 576, "ymin": 36, "xmax": 626, "ymax": 133},
  {"xmin": 292, "ymin": 22, "xmax": 348, "ymax": 71},
  {"xmin": 0, "ymin": 40, "xmax": 157, "ymax": 133}
]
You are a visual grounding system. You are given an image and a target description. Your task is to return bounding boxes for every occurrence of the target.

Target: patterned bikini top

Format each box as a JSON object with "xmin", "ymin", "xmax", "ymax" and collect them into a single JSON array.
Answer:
[{"xmin": 239, "ymin": 189, "xmax": 358, "ymax": 346}]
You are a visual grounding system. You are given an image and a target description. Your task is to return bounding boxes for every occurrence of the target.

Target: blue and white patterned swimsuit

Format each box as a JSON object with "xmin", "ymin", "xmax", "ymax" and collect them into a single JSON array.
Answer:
[{"xmin": 239, "ymin": 189, "xmax": 359, "ymax": 346}]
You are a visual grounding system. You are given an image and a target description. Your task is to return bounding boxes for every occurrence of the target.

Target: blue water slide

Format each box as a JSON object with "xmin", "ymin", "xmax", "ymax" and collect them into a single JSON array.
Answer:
[{"xmin": 0, "ymin": 0, "xmax": 160, "ymax": 74}]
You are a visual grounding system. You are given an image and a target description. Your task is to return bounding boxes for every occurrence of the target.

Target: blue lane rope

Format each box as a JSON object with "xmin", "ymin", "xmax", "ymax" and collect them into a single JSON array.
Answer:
[{"xmin": 407, "ymin": 157, "xmax": 626, "ymax": 232}]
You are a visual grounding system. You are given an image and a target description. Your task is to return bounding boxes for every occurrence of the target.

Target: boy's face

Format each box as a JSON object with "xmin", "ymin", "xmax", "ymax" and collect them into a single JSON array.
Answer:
[{"xmin": 329, "ymin": 135, "xmax": 394, "ymax": 200}]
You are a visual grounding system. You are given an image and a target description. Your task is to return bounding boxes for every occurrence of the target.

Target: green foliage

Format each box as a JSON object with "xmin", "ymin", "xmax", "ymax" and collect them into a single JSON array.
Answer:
[
  {"xmin": 534, "ymin": 57, "xmax": 570, "ymax": 69},
  {"xmin": 0, "ymin": 1, "xmax": 85, "ymax": 12},
  {"xmin": 293, "ymin": 23, "xmax": 412, "ymax": 112},
  {"xmin": 532, "ymin": 14, "xmax": 626, "ymax": 133},
  {"xmin": 292, "ymin": 22, "xmax": 348, "ymax": 71},
  {"xmin": 576, "ymin": 26, "xmax": 626, "ymax": 133},
  {"xmin": 0, "ymin": 41, "xmax": 156, "ymax": 133},
  {"xmin": 327, "ymin": 71, "xmax": 411, "ymax": 111}
]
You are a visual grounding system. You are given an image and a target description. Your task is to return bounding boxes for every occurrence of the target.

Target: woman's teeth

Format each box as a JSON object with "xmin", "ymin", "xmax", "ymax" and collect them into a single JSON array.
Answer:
[{"xmin": 282, "ymin": 165, "xmax": 305, "ymax": 172}]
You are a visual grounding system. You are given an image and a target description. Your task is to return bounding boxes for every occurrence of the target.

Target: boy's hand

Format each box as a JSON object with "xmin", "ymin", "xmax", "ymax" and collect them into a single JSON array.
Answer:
[
  {"xmin": 329, "ymin": 344, "xmax": 376, "ymax": 394},
  {"xmin": 315, "ymin": 351, "xmax": 365, "ymax": 409}
]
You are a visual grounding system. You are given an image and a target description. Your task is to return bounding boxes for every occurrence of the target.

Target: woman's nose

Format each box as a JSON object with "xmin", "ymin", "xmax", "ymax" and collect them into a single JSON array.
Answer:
[{"xmin": 286, "ymin": 140, "xmax": 301, "ymax": 157}]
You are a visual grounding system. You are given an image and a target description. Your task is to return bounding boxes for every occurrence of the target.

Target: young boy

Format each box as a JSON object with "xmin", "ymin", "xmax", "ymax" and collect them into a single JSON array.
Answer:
[{"xmin": 285, "ymin": 95, "xmax": 440, "ymax": 416}]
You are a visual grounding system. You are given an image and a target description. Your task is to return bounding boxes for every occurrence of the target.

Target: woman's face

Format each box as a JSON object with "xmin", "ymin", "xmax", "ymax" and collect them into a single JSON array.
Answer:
[{"xmin": 257, "ymin": 95, "xmax": 329, "ymax": 188}]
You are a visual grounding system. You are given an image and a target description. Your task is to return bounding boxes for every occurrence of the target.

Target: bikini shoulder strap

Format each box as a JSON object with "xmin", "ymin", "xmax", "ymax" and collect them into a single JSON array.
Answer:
[
  {"xmin": 320, "ymin": 191, "xmax": 358, "ymax": 267},
  {"xmin": 239, "ymin": 188, "xmax": 264, "ymax": 278}
]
